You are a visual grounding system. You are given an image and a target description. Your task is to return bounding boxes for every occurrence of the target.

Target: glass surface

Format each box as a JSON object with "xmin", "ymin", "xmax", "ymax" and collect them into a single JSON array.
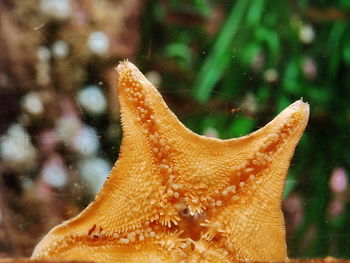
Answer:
[{"xmin": 0, "ymin": 0, "xmax": 349, "ymax": 259}]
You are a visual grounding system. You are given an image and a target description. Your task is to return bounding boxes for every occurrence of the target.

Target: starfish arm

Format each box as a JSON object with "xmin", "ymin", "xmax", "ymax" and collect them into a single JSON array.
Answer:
[
  {"xmin": 200, "ymin": 101, "xmax": 309, "ymax": 261},
  {"xmin": 31, "ymin": 64, "xmax": 177, "ymax": 261},
  {"xmin": 32, "ymin": 61, "xmax": 192, "ymax": 262}
]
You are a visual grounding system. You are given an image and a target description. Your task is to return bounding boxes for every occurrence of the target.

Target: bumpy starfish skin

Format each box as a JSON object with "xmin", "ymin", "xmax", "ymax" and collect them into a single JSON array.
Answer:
[{"xmin": 32, "ymin": 61, "xmax": 309, "ymax": 263}]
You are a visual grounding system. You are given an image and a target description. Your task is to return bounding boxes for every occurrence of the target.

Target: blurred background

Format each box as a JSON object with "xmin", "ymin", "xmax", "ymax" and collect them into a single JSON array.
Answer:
[{"xmin": 0, "ymin": 0, "xmax": 350, "ymax": 259}]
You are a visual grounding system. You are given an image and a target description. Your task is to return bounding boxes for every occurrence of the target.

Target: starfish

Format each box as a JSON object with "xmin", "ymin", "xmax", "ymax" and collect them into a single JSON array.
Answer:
[{"xmin": 32, "ymin": 61, "xmax": 309, "ymax": 263}]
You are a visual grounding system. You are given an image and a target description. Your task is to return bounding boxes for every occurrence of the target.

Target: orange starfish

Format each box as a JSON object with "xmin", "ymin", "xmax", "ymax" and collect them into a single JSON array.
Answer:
[{"xmin": 32, "ymin": 61, "xmax": 309, "ymax": 263}]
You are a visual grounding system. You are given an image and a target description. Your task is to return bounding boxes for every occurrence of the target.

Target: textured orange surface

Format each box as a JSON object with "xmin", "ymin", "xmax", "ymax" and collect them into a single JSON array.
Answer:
[
  {"xmin": 1, "ymin": 258, "xmax": 350, "ymax": 263},
  {"xmin": 31, "ymin": 62, "xmax": 309, "ymax": 262}
]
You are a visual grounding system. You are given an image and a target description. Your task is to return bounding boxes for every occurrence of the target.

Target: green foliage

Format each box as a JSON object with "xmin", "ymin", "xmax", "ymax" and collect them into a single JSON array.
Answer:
[{"xmin": 194, "ymin": 0, "xmax": 251, "ymax": 102}]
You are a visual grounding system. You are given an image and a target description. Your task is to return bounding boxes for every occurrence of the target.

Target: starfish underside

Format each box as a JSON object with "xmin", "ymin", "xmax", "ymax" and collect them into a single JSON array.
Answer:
[{"xmin": 32, "ymin": 61, "xmax": 309, "ymax": 263}]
